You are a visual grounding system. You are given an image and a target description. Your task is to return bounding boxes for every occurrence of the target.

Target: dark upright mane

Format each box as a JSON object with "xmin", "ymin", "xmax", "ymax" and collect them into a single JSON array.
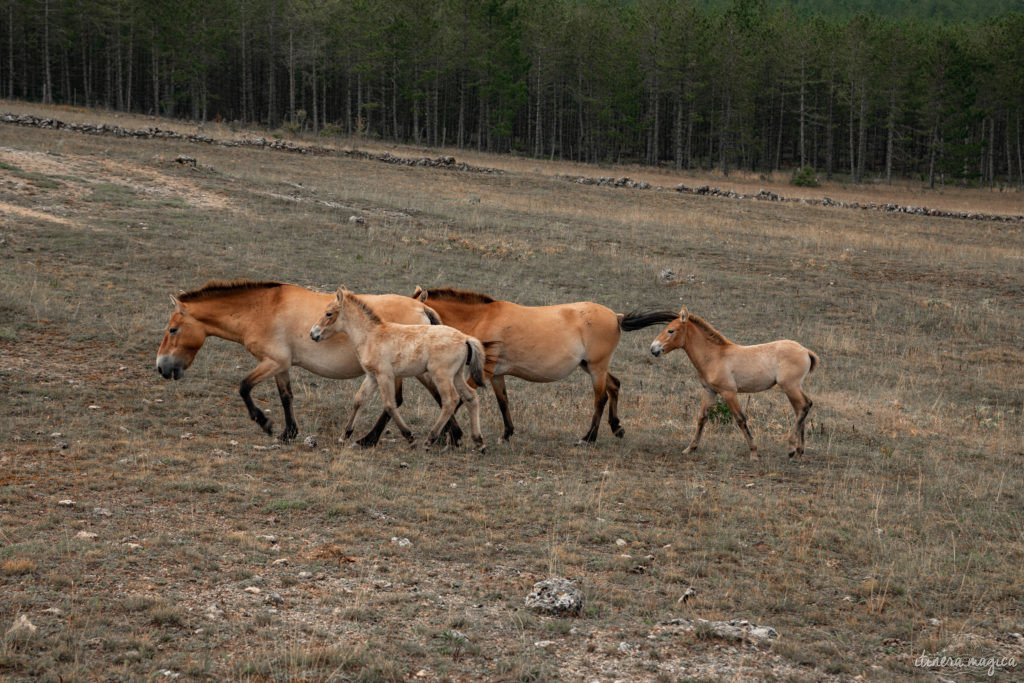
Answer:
[
  {"xmin": 178, "ymin": 280, "xmax": 282, "ymax": 303},
  {"xmin": 346, "ymin": 294, "xmax": 382, "ymax": 325},
  {"xmin": 425, "ymin": 287, "xmax": 497, "ymax": 305},
  {"xmin": 688, "ymin": 314, "xmax": 731, "ymax": 346}
]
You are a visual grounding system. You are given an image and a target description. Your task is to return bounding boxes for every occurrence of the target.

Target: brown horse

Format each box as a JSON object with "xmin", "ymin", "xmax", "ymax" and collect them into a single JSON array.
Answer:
[
  {"xmin": 155, "ymin": 280, "xmax": 460, "ymax": 445},
  {"xmin": 650, "ymin": 307, "xmax": 818, "ymax": 459},
  {"xmin": 311, "ymin": 287, "xmax": 489, "ymax": 451},
  {"xmin": 411, "ymin": 286, "xmax": 678, "ymax": 443}
]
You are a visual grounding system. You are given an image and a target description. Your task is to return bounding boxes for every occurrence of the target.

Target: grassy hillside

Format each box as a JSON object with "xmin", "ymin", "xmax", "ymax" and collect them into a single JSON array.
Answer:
[{"xmin": 1, "ymin": 102, "xmax": 1022, "ymax": 680}]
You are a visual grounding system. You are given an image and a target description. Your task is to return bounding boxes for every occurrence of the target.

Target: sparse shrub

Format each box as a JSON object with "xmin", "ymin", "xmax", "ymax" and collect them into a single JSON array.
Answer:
[
  {"xmin": 708, "ymin": 399, "xmax": 733, "ymax": 424},
  {"xmin": 1, "ymin": 559, "xmax": 36, "ymax": 576},
  {"xmin": 791, "ymin": 165, "xmax": 820, "ymax": 187}
]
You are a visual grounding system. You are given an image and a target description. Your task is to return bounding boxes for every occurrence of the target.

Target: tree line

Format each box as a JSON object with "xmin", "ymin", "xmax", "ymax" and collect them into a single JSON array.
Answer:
[{"xmin": 3, "ymin": 0, "xmax": 1023, "ymax": 185}]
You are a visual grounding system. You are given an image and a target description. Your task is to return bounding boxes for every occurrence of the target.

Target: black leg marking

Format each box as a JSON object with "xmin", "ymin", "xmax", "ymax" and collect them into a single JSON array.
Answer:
[
  {"xmin": 240, "ymin": 379, "xmax": 273, "ymax": 435},
  {"xmin": 275, "ymin": 374, "xmax": 298, "ymax": 442}
]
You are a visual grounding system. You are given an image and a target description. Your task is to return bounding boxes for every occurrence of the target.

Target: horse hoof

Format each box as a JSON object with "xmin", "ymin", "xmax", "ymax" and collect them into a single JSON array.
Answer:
[{"xmin": 613, "ymin": 427, "xmax": 625, "ymax": 438}]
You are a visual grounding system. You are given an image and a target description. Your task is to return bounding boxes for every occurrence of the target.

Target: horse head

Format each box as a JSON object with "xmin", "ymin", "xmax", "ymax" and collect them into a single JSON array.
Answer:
[
  {"xmin": 156, "ymin": 296, "xmax": 208, "ymax": 379},
  {"xmin": 310, "ymin": 286, "xmax": 348, "ymax": 342},
  {"xmin": 650, "ymin": 307, "xmax": 688, "ymax": 357}
]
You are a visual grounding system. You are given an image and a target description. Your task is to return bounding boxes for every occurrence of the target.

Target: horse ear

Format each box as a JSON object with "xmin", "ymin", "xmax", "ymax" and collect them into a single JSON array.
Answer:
[
  {"xmin": 170, "ymin": 295, "xmax": 182, "ymax": 312},
  {"xmin": 335, "ymin": 285, "xmax": 347, "ymax": 301},
  {"xmin": 412, "ymin": 286, "xmax": 427, "ymax": 302},
  {"xmin": 678, "ymin": 306, "xmax": 688, "ymax": 322}
]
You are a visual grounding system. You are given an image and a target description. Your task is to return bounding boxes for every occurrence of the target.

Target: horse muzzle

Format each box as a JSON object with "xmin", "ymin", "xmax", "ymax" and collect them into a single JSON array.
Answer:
[
  {"xmin": 650, "ymin": 342, "xmax": 663, "ymax": 357},
  {"xmin": 156, "ymin": 355, "xmax": 184, "ymax": 380},
  {"xmin": 310, "ymin": 326, "xmax": 323, "ymax": 342}
]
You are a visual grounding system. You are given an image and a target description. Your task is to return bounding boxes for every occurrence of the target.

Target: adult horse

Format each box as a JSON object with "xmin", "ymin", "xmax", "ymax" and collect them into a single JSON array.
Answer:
[
  {"xmin": 155, "ymin": 280, "xmax": 460, "ymax": 445},
  {"xmin": 411, "ymin": 286, "xmax": 678, "ymax": 443},
  {"xmin": 311, "ymin": 286, "xmax": 491, "ymax": 451},
  {"xmin": 650, "ymin": 307, "xmax": 817, "ymax": 459}
]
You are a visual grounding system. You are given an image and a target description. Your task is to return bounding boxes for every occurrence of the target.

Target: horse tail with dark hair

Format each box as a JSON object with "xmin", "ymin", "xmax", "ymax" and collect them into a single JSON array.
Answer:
[
  {"xmin": 807, "ymin": 350, "xmax": 819, "ymax": 373},
  {"xmin": 465, "ymin": 338, "xmax": 487, "ymax": 387},
  {"xmin": 618, "ymin": 310, "xmax": 680, "ymax": 331},
  {"xmin": 423, "ymin": 305, "xmax": 442, "ymax": 325}
]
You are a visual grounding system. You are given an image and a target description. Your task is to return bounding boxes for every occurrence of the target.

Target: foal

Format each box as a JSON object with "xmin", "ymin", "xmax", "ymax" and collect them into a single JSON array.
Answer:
[
  {"xmin": 311, "ymin": 287, "xmax": 488, "ymax": 451},
  {"xmin": 650, "ymin": 307, "xmax": 817, "ymax": 459}
]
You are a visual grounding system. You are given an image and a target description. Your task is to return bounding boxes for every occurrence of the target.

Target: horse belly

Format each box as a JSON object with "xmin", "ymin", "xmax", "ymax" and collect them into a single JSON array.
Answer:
[
  {"xmin": 499, "ymin": 345, "xmax": 584, "ymax": 382},
  {"xmin": 730, "ymin": 354, "xmax": 778, "ymax": 393},
  {"xmin": 293, "ymin": 337, "xmax": 364, "ymax": 379}
]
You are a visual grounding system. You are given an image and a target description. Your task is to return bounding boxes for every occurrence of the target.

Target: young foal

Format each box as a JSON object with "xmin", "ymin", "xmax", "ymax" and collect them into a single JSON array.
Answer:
[
  {"xmin": 311, "ymin": 287, "xmax": 488, "ymax": 451},
  {"xmin": 650, "ymin": 307, "xmax": 817, "ymax": 459}
]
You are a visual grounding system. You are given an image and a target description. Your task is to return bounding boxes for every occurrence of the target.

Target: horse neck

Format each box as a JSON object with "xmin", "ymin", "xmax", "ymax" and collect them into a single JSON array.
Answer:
[
  {"xmin": 183, "ymin": 297, "xmax": 248, "ymax": 344},
  {"xmin": 426, "ymin": 298, "xmax": 486, "ymax": 326},
  {"xmin": 339, "ymin": 298, "xmax": 381, "ymax": 346},
  {"xmin": 682, "ymin": 319, "xmax": 728, "ymax": 368}
]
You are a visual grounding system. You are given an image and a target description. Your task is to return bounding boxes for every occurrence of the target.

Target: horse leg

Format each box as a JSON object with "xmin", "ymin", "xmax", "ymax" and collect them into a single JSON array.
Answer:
[
  {"xmin": 416, "ymin": 374, "xmax": 464, "ymax": 446},
  {"xmin": 424, "ymin": 376, "xmax": 459, "ymax": 448},
  {"xmin": 721, "ymin": 391, "xmax": 758, "ymax": 459},
  {"xmin": 343, "ymin": 375, "xmax": 378, "ymax": 441},
  {"xmin": 355, "ymin": 378, "xmax": 401, "ymax": 448},
  {"xmin": 490, "ymin": 375, "xmax": 515, "ymax": 441},
  {"xmin": 684, "ymin": 387, "xmax": 717, "ymax": 454},
  {"xmin": 376, "ymin": 373, "xmax": 415, "ymax": 445},
  {"xmin": 579, "ymin": 361, "xmax": 609, "ymax": 443},
  {"xmin": 457, "ymin": 376, "xmax": 485, "ymax": 452},
  {"xmin": 784, "ymin": 387, "xmax": 813, "ymax": 458},
  {"xmin": 605, "ymin": 371, "xmax": 625, "ymax": 438},
  {"xmin": 273, "ymin": 371, "xmax": 299, "ymax": 442},
  {"xmin": 240, "ymin": 358, "xmax": 287, "ymax": 437}
]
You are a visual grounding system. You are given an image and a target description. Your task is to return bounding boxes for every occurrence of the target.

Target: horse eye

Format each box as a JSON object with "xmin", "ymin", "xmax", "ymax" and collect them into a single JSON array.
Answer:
[
  {"xmin": 326, "ymin": 312, "xmax": 333, "ymax": 318},
  {"xmin": 667, "ymin": 329, "xmax": 675, "ymax": 335},
  {"xmin": 169, "ymin": 327, "xmax": 179, "ymax": 335}
]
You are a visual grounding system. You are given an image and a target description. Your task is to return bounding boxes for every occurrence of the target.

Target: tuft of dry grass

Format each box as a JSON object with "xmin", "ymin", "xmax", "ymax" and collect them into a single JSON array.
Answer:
[{"xmin": 1, "ymin": 101, "xmax": 1022, "ymax": 681}]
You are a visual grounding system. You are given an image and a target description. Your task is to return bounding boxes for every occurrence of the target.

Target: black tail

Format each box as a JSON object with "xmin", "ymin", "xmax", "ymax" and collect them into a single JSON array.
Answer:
[
  {"xmin": 423, "ymin": 305, "xmax": 442, "ymax": 325},
  {"xmin": 619, "ymin": 310, "xmax": 679, "ymax": 331},
  {"xmin": 465, "ymin": 339, "xmax": 486, "ymax": 386}
]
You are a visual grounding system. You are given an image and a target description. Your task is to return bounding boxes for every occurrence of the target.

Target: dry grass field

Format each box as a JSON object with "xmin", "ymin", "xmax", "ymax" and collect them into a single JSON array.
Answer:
[{"xmin": 1, "ymin": 100, "xmax": 1023, "ymax": 681}]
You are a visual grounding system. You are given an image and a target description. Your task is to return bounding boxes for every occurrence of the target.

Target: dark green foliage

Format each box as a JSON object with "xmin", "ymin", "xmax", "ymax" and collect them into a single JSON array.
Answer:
[
  {"xmin": 791, "ymin": 165, "xmax": 820, "ymax": 187},
  {"xmin": 0, "ymin": 1, "xmax": 1021, "ymax": 183}
]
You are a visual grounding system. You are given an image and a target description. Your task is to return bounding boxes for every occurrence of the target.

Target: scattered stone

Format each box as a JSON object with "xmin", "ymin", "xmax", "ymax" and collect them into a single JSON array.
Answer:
[
  {"xmin": 42, "ymin": 607, "xmax": 63, "ymax": 616},
  {"xmin": 204, "ymin": 604, "xmax": 225, "ymax": 620},
  {"xmin": 348, "ymin": 215, "xmax": 365, "ymax": 224},
  {"xmin": 302, "ymin": 435, "xmax": 318, "ymax": 449},
  {"xmin": 618, "ymin": 641, "xmax": 632, "ymax": 653},
  {"xmin": 298, "ymin": 571, "xmax": 313, "ymax": 580},
  {"xmin": 534, "ymin": 640, "xmax": 555, "ymax": 648},
  {"xmin": 175, "ymin": 155, "xmax": 196, "ymax": 166},
  {"xmin": 391, "ymin": 537, "xmax": 412, "ymax": 548},
  {"xmin": 663, "ymin": 617, "xmax": 780, "ymax": 644},
  {"xmin": 266, "ymin": 592, "xmax": 284, "ymax": 605},
  {"xmin": 180, "ymin": 432, "xmax": 193, "ymax": 440},
  {"xmin": 93, "ymin": 507, "xmax": 112, "ymax": 517},
  {"xmin": 678, "ymin": 587, "xmax": 697, "ymax": 604},
  {"xmin": 57, "ymin": 499, "xmax": 74, "ymax": 507},
  {"xmin": 244, "ymin": 586, "xmax": 261, "ymax": 594},
  {"xmin": 525, "ymin": 578, "xmax": 583, "ymax": 616},
  {"xmin": 658, "ymin": 268, "xmax": 676, "ymax": 282},
  {"xmin": 256, "ymin": 535, "xmax": 278, "ymax": 544},
  {"xmin": 75, "ymin": 531, "xmax": 98, "ymax": 541},
  {"xmin": 615, "ymin": 538, "xmax": 627, "ymax": 547},
  {"xmin": 6, "ymin": 614, "xmax": 36, "ymax": 639},
  {"xmin": 272, "ymin": 558, "xmax": 289, "ymax": 566},
  {"xmin": 124, "ymin": 543, "xmax": 143, "ymax": 550}
]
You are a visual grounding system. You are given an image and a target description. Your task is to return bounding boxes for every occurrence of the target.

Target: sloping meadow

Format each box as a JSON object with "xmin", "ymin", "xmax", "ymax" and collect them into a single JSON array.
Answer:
[{"xmin": 1, "ymin": 113, "xmax": 1022, "ymax": 680}]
